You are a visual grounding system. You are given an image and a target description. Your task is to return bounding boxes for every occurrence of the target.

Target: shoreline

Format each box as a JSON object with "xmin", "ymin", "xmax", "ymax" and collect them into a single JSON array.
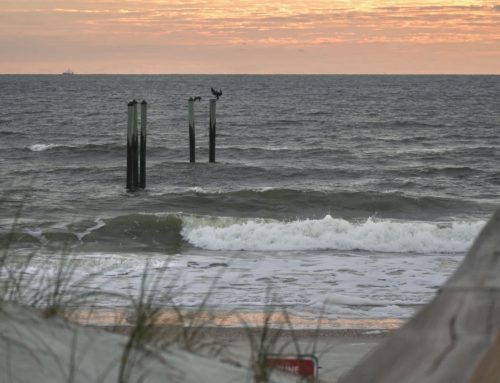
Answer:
[{"xmin": 68, "ymin": 307, "xmax": 406, "ymax": 331}]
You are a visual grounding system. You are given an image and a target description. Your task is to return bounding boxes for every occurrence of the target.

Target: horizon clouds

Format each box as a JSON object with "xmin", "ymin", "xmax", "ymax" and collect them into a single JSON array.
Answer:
[{"xmin": 0, "ymin": 0, "xmax": 499, "ymax": 73}]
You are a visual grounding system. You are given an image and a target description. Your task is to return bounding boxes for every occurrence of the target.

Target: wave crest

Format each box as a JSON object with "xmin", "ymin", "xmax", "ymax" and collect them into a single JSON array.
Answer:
[
  {"xmin": 6, "ymin": 213, "xmax": 485, "ymax": 255},
  {"xmin": 27, "ymin": 143, "xmax": 60, "ymax": 152},
  {"xmin": 181, "ymin": 215, "xmax": 485, "ymax": 253}
]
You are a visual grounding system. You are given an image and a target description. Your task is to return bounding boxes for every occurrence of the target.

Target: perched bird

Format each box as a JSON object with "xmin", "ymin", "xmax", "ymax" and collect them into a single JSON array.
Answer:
[
  {"xmin": 193, "ymin": 96, "xmax": 202, "ymax": 102},
  {"xmin": 211, "ymin": 88, "xmax": 223, "ymax": 100}
]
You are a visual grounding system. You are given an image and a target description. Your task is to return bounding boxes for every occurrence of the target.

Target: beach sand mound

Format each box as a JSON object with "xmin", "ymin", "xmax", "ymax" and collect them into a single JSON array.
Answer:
[{"xmin": 0, "ymin": 303, "xmax": 295, "ymax": 383}]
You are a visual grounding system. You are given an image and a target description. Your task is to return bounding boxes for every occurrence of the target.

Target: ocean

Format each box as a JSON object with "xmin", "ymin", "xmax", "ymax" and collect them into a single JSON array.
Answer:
[{"xmin": 1, "ymin": 75, "xmax": 499, "ymax": 326}]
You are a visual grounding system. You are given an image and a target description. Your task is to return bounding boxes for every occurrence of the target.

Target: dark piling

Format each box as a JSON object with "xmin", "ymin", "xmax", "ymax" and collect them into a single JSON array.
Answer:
[
  {"xmin": 131, "ymin": 100, "xmax": 139, "ymax": 189},
  {"xmin": 126, "ymin": 101, "xmax": 134, "ymax": 190},
  {"xmin": 209, "ymin": 99, "xmax": 216, "ymax": 163},
  {"xmin": 188, "ymin": 98, "xmax": 195, "ymax": 163},
  {"xmin": 140, "ymin": 100, "xmax": 147, "ymax": 189}
]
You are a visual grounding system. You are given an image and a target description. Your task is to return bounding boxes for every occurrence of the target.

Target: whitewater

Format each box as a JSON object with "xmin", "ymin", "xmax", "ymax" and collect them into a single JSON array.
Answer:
[{"xmin": 180, "ymin": 214, "xmax": 484, "ymax": 253}]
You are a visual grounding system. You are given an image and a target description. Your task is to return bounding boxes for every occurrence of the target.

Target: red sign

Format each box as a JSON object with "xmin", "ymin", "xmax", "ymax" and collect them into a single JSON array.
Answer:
[{"xmin": 266, "ymin": 354, "xmax": 318, "ymax": 380}]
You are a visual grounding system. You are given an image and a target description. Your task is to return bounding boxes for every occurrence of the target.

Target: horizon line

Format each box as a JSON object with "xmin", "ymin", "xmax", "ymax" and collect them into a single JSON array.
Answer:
[{"xmin": 1, "ymin": 73, "xmax": 499, "ymax": 76}]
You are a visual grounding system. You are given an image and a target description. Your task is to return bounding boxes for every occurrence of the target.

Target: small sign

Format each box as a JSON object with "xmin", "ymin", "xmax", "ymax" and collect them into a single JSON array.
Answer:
[{"xmin": 266, "ymin": 354, "xmax": 319, "ymax": 381}]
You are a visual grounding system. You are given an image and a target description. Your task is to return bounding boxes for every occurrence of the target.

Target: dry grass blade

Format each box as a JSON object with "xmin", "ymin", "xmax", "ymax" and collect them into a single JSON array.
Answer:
[
  {"xmin": 117, "ymin": 261, "xmax": 177, "ymax": 383},
  {"xmin": 167, "ymin": 266, "xmax": 227, "ymax": 357},
  {"xmin": 239, "ymin": 287, "xmax": 302, "ymax": 383}
]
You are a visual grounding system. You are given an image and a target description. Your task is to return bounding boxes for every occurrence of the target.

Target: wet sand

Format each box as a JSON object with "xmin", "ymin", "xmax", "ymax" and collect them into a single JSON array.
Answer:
[{"xmin": 69, "ymin": 307, "xmax": 405, "ymax": 329}]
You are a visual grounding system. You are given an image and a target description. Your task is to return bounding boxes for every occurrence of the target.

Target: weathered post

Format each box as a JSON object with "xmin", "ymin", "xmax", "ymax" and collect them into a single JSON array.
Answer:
[
  {"xmin": 188, "ymin": 98, "xmax": 195, "ymax": 163},
  {"xmin": 131, "ymin": 100, "xmax": 139, "ymax": 189},
  {"xmin": 126, "ymin": 101, "xmax": 134, "ymax": 190},
  {"xmin": 139, "ymin": 100, "xmax": 147, "ymax": 189},
  {"xmin": 209, "ymin": 99, "xmax": 216, "ymax": 163}
]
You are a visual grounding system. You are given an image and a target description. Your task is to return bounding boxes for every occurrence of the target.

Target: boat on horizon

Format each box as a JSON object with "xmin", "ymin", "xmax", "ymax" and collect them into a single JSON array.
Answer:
[{"xmin": 62, "ymin": 69, "xmax": 74, "ymax": 75}]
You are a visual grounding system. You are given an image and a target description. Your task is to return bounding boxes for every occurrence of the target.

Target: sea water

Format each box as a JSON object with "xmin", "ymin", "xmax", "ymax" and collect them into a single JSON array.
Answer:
[{"xmin": 1, "ymin": 75, "xmax": 499, "ymax": 325}]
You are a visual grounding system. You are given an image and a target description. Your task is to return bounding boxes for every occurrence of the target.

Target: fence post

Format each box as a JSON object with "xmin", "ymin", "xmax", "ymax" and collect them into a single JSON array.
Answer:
[
  {"xmin": 209, "ymin": 99, "xmax": 216, "ymax": 163},
  {"xmin": 140, "ymin": 100, "xmax": 147, "ymax": 189}
]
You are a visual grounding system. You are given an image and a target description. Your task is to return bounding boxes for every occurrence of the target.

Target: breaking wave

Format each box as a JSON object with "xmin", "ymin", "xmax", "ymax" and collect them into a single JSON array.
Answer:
[
  {"xmin": 181, "ymin": 214, "xmax": 485, "ymax": 253},
  {"xmin": 27, "ymin": 143, "xmax": 61, "ymax": 152},
  {"xmin": 4, "ymin": 213, "xmax": 486, "ymax": 255}
]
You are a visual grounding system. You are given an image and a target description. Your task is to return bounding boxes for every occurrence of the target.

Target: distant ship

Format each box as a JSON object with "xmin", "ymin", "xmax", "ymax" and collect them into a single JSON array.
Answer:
[{"xmin": 62, "ymin": 69, "xmax": 74, "ymax": 75}]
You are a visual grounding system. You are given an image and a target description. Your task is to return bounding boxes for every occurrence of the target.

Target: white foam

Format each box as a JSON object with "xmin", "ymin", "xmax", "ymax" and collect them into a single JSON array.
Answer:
[
  {"xmin": 323, "ymin": 293, "xmax": 392, "ymax": 306},
  {"xmin": 24, "ymin": 228, "xmax": 46, "ymax": 242},
  {"xmin": 77, "ymin": 218, "xmax": 106, "ymax": 240},
  {"xmin": 181, "ymin": 215, "xmax": 485, "ymax": 254},
  {"xmin": 15, "ymin": 249, "xmax": 460, "ymax": 321},
  {"xmin": 312, "ymin": 293, "xmax": 420, "ymax": 307},
  {"xmin": 28, "ymin": 143, "xmax": 59, "ymax": 152},
  {"xmin": 217, "ymin": 145, "xmax": 292, "ymax": 151},
  {"xmin": 186, "ymin": 186, "xmax": 279, "ymax": 194},
  {"xmin": 187, "ymin": 187, "xmax": 225, "ymax": 194},
  {"xmin": 188, "ymin": 186, "xmax": 206, "ymax": 193}
]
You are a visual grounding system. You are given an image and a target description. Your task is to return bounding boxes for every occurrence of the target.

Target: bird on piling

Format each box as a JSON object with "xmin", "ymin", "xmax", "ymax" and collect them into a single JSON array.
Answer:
[
  {"xmin": 189, "ymin": 96, "xmax": 202, "ymax": 102},
  {"xmin": 211, "ymin": 88, "xmax": 222, "ymax": 100}
]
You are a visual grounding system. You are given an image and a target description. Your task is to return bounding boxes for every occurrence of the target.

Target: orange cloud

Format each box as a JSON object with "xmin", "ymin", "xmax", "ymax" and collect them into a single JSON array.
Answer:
[{"xmin": 0, "ymin": 0, "xmax": 498, "ymax": 73}]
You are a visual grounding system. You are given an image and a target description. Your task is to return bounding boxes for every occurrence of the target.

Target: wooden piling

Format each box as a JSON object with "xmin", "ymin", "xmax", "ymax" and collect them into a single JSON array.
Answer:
[
  {"xmin": 188, "ymin": 99, "xmax": 195, "ymax": 163},
  {"xmin": 131, "ymin": 100, "xmax": 139, "ymax": 189},
  {"xmin": 139, "ymin": 100, "xmax": 147, "ymax": 189},
  {"xmin": 209, "ymin": 99, "xmax": 216, "ymax": 163},
  {"xmin": 126, "ymin": 101, "xmax": 134, "ymax": 190}
]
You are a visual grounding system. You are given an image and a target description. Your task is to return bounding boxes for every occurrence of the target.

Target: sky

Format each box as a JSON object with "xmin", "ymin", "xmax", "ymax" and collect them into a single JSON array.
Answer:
[{"xmin": 0, "ymin": 0, "xmax": 499, "ymax": 74}]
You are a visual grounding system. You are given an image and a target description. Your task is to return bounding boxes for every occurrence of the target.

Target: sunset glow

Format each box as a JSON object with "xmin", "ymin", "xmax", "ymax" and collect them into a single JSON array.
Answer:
[{"xmin": 1, "ymin": 0, "xmax": 499, "ymax": 73}]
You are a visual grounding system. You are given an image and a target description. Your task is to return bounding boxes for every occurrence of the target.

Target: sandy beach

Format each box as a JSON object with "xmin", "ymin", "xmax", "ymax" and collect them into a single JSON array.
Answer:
[
  {"xmin": 102, "ymin": 324, "xmax": 389, "ymax": 382},
  {"xmin": 0, "ymin": 301, "xmax": 393, "ymax": 383},
  {"xmin": 68, "ymin": 308, "xmax": 397, "ymax": 382}
]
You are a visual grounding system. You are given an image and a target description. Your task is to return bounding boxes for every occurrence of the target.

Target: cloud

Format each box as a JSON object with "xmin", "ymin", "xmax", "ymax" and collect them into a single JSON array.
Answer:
[
  {"xmin": 0, "ymin": 0, "xmax": 499, "ymax": 73},
  {"xmin": 53, "ymin": 8, "xmax": 110, "ymax": 14}
]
